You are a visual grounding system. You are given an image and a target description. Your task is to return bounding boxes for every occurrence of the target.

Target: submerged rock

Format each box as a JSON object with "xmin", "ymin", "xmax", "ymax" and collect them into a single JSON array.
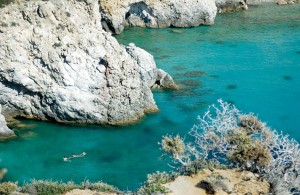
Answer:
[
  {"xmin": 0, "ymin": 0, "xmax": 174, "ymax": 125},
  {"xmin": 0, "ymin": 106, "xmax": 15, "ymax": 138},
  {"xmin": 100, "ymin": 0, "xmax": 217, "ymax": 34}
]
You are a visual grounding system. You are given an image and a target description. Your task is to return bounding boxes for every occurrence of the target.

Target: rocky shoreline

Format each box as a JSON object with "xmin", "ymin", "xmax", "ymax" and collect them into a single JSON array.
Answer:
[
  {"xmin": 0, "ymin": 0, "xmax": 176, "ymax": 131},
  {"xmin": 99, "ymin": 0, "xmax": 298, "ymax": 34},
  {"xmin": 0, "ymin": 0, "xmax": 299, "ymax": 138}
]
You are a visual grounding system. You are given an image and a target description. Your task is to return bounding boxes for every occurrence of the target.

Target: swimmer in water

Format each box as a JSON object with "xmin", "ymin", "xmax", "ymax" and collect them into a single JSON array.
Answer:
[
  {"xmin": 63, "ymin": 156, "xmax": 69, "ymax": 161},
  {"xmin": 71, "ymin": 152, "xmax": 87, "ymax": 158}
]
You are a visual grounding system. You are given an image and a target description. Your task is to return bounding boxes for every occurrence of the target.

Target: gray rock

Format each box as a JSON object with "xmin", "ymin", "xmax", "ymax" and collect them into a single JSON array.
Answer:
[
  {"xmin": 245, "ymin": 0, "xmax": 299, "ymax": 5},
  {"xmin": 100, "ymin": 0, "xmax": 217, "ymax": 34},
  {"xmin": 125, "ymin": 44, "xmax": 176, "ymax": 89},
  {"xmin": 0, "ymin": 0, "xmax": 174, "ymax": 125},
  {"xmin": 0, "ymin": 106, "xmax": 15, "ymax": 138},
  {"xmin": 156, "ymin": 69, "xmax": 178, "ymax": 89},
  {"xmin": 216, "ymin": 0, "xmax": 248, "ymax": 13}
]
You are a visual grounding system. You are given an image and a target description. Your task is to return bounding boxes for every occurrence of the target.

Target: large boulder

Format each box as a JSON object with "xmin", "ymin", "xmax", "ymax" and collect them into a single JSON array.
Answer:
[
  {"xmin": 0, "ymin": 0, "xmax": 174, "ymax": 125},
  {"xmin": 125, "ymin": 43, "xmax": 177, "ymax": 89},
  {"xmin": 0, "ymin": 106, "xmax": 15, "ymax": 138},
  {"xmin": 100, "ymin": 0, "xmax": 217, "ymax": 34}
]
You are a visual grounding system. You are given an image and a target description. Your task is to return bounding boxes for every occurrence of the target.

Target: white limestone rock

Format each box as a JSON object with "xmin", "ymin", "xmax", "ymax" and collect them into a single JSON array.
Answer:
[
  {"xmin": 100, "ymin": 0, "xmax": 217, "ymax": 34},
  {"xmin": 125, "ymin": 44, "xmax": 176, "ymax": 89},
  {"xmin": 0, "ymin": 0, "xmax": 174, "ymax": 125},
  {"xmin": 0, "ymin": 105, "xmax": 15, "ymax": 138}
]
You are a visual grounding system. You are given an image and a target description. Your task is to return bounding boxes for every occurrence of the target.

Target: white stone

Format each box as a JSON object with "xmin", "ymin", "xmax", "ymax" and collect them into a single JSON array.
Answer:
[{"xmin": 0, "ymin": 0, "xmax": 175, "ymax": 125}]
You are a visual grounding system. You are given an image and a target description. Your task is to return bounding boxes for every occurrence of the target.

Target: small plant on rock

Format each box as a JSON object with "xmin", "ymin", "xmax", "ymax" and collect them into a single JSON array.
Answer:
[
  {"xmin": 20, "ymin": 180, "xmax": 78, "ymax": 195},
  {"xmin": 137, "ymin": 172, "xmax": 178, "ymax": 195},
  {"xmin": 161, "ymin": 134, "xmax": 190, "ymax": 166},
  {"xmin": 81, "ymin": 180, "xmax": 120, "ymax": 193}
]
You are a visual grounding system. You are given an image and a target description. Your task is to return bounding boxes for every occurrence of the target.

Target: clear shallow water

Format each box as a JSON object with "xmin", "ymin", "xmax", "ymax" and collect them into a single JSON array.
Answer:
[{"xmin": 0, "ymin": 4, "xmax": 300, "ymax": 191}]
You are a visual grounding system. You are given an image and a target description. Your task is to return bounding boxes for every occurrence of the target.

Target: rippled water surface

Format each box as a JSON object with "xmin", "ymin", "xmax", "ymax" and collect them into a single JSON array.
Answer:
[{"xmin": 0, "ymin": 4, "xmax": 299, "ymax": 190}]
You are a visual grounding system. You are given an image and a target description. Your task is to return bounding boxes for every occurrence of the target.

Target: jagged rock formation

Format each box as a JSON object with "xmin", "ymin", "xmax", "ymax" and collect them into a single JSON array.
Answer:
[
  {"xmin": 100, "ymin": 0, "xmax": 217, "ymax": 34},
  {"xmin": 0, "ymin": 106, "xmax": 14, "ymax": 138},
  {"xmin": 216, "ymin": 0, "xmax": 248, "ymax": 13},
  {"xmin": 0, "ymin": 0, "xmax": 175, "ymax": 125}
]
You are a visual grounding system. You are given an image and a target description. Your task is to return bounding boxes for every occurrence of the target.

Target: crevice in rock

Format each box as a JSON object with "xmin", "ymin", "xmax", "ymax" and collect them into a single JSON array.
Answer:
[
  {"xmin": 101, "ymin": 18, "xmax": 115, "ymax": 34},
  {"xmin": 37, "ymin": 5, "xmax": 44, "ymax": 18},
  {"xmin": 126, "ymin": 1, "xmax": 154, "ymax": 25},
  {"xmin": 0, "ymin": 76, "xmax": 42, "ymax": 98}
]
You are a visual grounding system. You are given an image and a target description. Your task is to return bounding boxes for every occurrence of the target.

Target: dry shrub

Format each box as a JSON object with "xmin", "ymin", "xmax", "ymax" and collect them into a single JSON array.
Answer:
[
  {"xmin": 239, "ymin": 115, "xmax": 264, "ymax": 135},
  {"xmin": 228, "ymin": 132, "xmax": 272, "ymax": 169},
  {"xmin": 161, "ymin": 100, "xmax": 300, "ymax": 194}
]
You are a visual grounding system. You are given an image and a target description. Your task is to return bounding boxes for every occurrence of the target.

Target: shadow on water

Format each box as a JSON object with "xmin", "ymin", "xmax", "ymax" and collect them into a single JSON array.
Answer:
[
  {"xmin": 180, "ymin": 80, "xmax": 202, "ymax": 88},
  {"xmin": 179, "ymin": 70, "xmax": 206, "ymax": 78},
  {"xmin": 208, "ymin": 75, "xmax": 220, "ymax": 79},
  {"xmin": 283, "ymin": 75, "xmax": 293, "ymax": 81},
  {"xmin": 148, "ymin": 47, "xmax": 164, "ymax": 53},
  {"xmin": 172, "ymin": 66, "xmax": 187, "ymax": 71},
  {"xmin": 226, "ymin": 84, "xmax": 238, "ymax": 90},
  {"xmin": 101, "ymin": 152, "xmax": 123, "ymax": 163},
  {"xmin": 156, "ymin": 55, "xmax": 171, "ymax": 60},
  {"xmin": 215, "ymin": 41, "xmax": 225, "ymax": 45},
  {"xmin": 178, "ymin": 101, "xmax": 208, "ymax": 112}
]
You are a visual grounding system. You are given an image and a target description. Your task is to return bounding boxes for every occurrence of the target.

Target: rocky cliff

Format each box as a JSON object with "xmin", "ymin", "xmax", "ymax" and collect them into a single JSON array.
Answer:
[
  {"xmin": 0, "ymin": 0, "xmax": 175, "ymax": 125},
  {"xmin": 100, "ymin": 0, "xmax": 217, "ymax": 34}
]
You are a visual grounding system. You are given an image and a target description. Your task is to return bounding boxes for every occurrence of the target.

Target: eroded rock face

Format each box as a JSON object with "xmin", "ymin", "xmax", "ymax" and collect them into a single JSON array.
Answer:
[
  {"xmin": 0, "ymin": 0, "xmax": 174, "ymax": 125},
  {"xmin": 216, "ymin": 0, "xmax": 248, "ymax": 13},
  {"xmin": 100, "ymin": 0, "xmax": 217, "ymax": 34},
  {"xmin": 0, "ymin": 106, "xmax": 15, "ymax": 138}
]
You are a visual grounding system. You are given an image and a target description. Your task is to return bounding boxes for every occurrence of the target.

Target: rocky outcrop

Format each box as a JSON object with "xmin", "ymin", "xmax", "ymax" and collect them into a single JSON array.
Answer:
[
  {"xmin": 0, "ymin": 106, "xmax": 15, "ymax": 138},
  {"xmin": 276, "ymin": 0, "xmax": 299, "ymax": 4},
  {"xmin": 0, "ymin": 0, "xmax": 175, "ymax": 125},
  {"xmin": 246, "ymin": 0, "xmax": 299, "ymax": 4},
  {"xmin": 216, "ymin": 0, "xmax": 248, "ymax": 13},
  {"xmin": 126, "ymin": 43, "xmax": 178, "ymax": 89},
  {"xmin": 164, "ymin": 169, "xmax": 270, "ymax": 195},
  {"xmin": 100, "ymin": 0, "xmax": 217, "ymax": 34}
]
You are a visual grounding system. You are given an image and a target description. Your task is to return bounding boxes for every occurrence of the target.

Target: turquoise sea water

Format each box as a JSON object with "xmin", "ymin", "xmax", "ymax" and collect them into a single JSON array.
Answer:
[{"xmin": 0, "ymin": 4, "xmax": 299, "ymax": 191}]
